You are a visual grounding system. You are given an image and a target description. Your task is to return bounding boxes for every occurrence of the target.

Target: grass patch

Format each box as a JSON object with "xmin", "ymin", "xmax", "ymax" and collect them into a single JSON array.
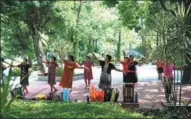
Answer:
[{"xmin": 7, "ymin": 100, "xmax": 154, "ymax": 118}]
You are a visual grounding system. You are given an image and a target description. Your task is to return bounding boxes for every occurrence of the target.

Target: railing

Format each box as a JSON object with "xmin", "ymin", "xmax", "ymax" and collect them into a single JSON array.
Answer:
[{"xmin": 162, "ymin": 68, "xmax": 184, "ymax": 107}]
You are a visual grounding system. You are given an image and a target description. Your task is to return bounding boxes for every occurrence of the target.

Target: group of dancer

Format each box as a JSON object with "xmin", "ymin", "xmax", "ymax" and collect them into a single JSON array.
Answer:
[{"xmin": 6, "ymin": 51, "xmax": 140, "ymax": 94}]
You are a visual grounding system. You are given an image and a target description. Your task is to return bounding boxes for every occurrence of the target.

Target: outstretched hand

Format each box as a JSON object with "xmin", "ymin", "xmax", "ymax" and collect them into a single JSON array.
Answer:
[
  {"xmin": 123, "ymin": 71, "xmax": 127, "ymax": 75},
  {"xmin": 85, "ymin": 67, "xmax": 89, "ymax": 71}
]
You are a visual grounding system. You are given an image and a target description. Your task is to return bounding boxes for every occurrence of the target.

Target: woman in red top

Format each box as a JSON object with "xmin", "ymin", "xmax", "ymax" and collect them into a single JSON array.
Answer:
[
  {"xmin": 156, "ymin": 58, "xmax": 164, "ymax": 80},
  {"xmin": 118, "ymin": 51, "xmax": 129, "ymax": 83},
  {"xmin": 41, "ymin": 56, "xmax": 58, "ymax": 93},
  {"xmin": 81, "ymin": 56, "xmax": 94, "ymax": 88},
  {"xmin": 59, "ymin": 54, "xmax": 88, "ymax": 90}
]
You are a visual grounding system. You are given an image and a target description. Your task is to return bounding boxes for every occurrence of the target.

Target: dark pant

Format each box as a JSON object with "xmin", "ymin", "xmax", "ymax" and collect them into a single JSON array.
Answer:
[
  {"xmin": 123, "ymin": 72, "xmax": 138, "ymax": 83},
  {"xmin": 157, "ymin": 68, "xmax": 163, "ymax": 73}
]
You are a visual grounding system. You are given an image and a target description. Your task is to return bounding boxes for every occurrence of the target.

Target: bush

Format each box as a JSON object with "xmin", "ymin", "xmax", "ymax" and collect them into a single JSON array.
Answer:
[
  {"xmin": 56, "ymin": 67, "xmax": 63, "ymax": 77},
  {"xmin": 11, "ymin": 68, "xmax": 20, "ymax": 76},
  {"xmin": 1, "ymin": 67, "xmax": 17, "ymax": 118}
]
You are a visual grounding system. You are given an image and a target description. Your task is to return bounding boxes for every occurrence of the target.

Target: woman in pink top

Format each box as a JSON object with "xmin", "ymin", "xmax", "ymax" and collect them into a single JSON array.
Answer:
[
  {"xmin": 81, "ymin": 56, "xmax": 94, "ymax": 88},
  {"xmin": 163, "ymin": 61, "xmax": 174, "ymax": 79},
  {"xmin": 163, "ymin": 59, "xmax": 185, "ymax": 101}
]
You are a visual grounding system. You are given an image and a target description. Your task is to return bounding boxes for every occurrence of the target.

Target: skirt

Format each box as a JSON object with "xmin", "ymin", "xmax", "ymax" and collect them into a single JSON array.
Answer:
[
  {"xmin": 48, "ymin": 73, "xmax": 56, "ymax": 85},
  {"xmin": 124, "ymin": 72, "xmax": 138, "ymax": 83},
  {"xmin": 20, "ymin": 73, "xmax": 29, "ymax": 87},
  {"xmin": 157, "ymin": 68, "xmax": 163, "ymax": 73},
  {"xmin": 99, "ymin": 72, "xmax": 111, "ymax": 89},
  {"xmin": 123, "ymin": 74, "xmax": 128, "ymax": 83}
]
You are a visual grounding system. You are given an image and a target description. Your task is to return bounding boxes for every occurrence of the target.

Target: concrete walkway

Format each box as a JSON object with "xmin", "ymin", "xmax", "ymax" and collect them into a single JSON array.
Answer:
[{"xmin": 24, "ymin": 79, "xmax": 191, "ymax": 109}]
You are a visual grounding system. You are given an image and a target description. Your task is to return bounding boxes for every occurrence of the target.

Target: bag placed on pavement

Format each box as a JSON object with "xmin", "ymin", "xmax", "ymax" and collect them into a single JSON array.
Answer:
[
  {"xmin": 90, "ymin": 85, "xmax": 105, "ymax": 102},
  {"xmin": 110, "ymin": 88, "xmax": 119, "ymax": 102},
  {"xmin": 10, "ymin": 87, "xmax": 24, "ymax": 99},
  {"xmin": 47, "ymin": 92, "xmax": 61, "ymax": 101},
  {"xmin": 61, "ymin": 88, "xmax": 70, "ymax": 101},
  {"xmin": 35, "ymin": 93, "xmax": 46, "ymax": 100},
  {"xmin": 90, "ymin": 85, "xmax": 97, "ymax": 102},
  {"xmin": 104, "ymin": 88, "xmax": 113, "ymax": 102},
  {"xmin": 96, "ymin": 89, "xmax": 104, "ymax": 102},
  {"xmin": 123, "ymin": 83, "xmax": 134, "ymax": 102}
]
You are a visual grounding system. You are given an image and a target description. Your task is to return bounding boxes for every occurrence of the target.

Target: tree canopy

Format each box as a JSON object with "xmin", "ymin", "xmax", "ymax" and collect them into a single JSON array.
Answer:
[{"xmin": 1, "ymin": 0, "xmax": 191, "ymax": 82}]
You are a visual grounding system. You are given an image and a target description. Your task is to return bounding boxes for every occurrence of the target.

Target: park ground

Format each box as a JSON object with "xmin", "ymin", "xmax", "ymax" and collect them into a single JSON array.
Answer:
[{"xmin": 9, "ymin": 64, "xmax": 191, "ymax": 109}]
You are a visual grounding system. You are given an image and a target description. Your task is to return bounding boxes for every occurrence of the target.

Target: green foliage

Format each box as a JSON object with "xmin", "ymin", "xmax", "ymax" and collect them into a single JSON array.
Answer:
[
  {"xmin": 0, "ymin": 66, "xmax": 17, "ymax": 118},
  {"xmin": 32, "ymin": 66, "xmax": 40, "ymax": 71},
  {"xmin": 1, "ymin": 0, "xmax": 148, "ymax": 63},
  {"xmin": 56, "ymin": 67, "xmax": 63, "ymax": 77},
  {"xmin": 148, "ymin": 2, "xmax": 191, "ymax": 62},
  {"xmin": 135, "ymin": 38, "xmax": 154, "ymax": 61},
  {"xmin": 1, "ymin": 18, "xmax": 35, "ymax": 58},
  {"xmin": 11, "ymin": 68, "xmax": 21, "ymax": 77},
  {"xmin": 117, "ymin": 1, "xmax": 151, "ymax": 32},
  {"xmin": 7, "ymin": 100, "xmax": 152, "ymax": 118},
  {"xmin": 103, "ymin": 0, "xmax": 118, "ymax": 8}
]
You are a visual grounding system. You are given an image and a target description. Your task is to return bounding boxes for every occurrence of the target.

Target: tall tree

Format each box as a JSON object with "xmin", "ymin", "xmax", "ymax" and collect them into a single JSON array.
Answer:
[
  {"xmin": 1, "ymin": 0, "xmax": 54, "ymax": 72},
  {"xmin": 156, "ymin": 0, "xmax": 191, "ymax": 83}
]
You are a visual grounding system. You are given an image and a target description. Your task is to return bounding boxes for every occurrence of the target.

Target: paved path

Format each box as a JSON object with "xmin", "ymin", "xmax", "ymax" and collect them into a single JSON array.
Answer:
[
  {"xmin": 24, "ymin": 80, "xmax": 191, "ymax": 109},
  {"xmin": 10, "ymin": 65, "xmax": 191, "ymax": 109}
]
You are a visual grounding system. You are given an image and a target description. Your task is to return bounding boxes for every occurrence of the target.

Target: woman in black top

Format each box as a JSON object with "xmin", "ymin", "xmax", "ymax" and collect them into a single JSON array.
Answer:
[
  {"xmin": 126, "ymin": 55, "xmax": 139, "ymax": 83},
  {"xmin": 13, "ymin": 58, "xmax": 32, "ymax": 94},
  {"xmin": 93, "ymin": 53, "xmax": 125, "ymax": 89}
]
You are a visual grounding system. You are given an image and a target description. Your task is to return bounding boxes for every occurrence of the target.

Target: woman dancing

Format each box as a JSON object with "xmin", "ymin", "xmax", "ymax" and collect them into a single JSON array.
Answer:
[
  {"xmin": 92, "ymin": 53, "xmax": 125, "ymax": 89},
  {"xmin": 59, "ymin": 53, "xmax": 89, "ymax": 90}
]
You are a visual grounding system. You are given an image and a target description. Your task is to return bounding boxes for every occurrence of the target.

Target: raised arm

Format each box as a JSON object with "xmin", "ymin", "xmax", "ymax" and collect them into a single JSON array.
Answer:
[
  {"xmin": 111, "ymin": 64, "xmax": 126, "ymax": 74},
  {"xmin": 174, "ymin": 64, "xmax": 187, "ymax": 70},
  {"xmin": 122, "ymin": 50, "xmax": 126, "ymax": 60},
  {"xmin": 10, "ymin": 63, "xmax": 21, "ymax": 67},
  {"xmin": 92, "ymin": 53, "xmax": 103, "ymax": 61},
  {"xmin": 92, "ymin": 53, "xmax": 98, "ymax": 61},
  {"xmin": 58, "ymin": 52, "xmax": 65, "ymax": 63},
  {"xmin": 114, "ymin": 68, "xmax": 123, "ymax": 72}
]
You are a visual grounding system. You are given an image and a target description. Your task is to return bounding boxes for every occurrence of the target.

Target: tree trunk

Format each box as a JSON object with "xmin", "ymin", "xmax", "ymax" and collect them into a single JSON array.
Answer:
[
  {"xmin": 182, "ymin": 53, "xmax": 191, "ymax": 84},
  {"xmin": 156, "ymin": 32, "xmax": 159, "ymax": 47},
  {"xmin": 72, "ymin": 0, "xmax": 82, "ymax": 60},
  {"xmin": 159, "ymin": 0, "xmax": 191, "ymax": 84},
  {"xmin": 88, "ymin": 38, "xmax": 92, "ymax": 53},
  {"xmin": 182, "ymin": 0, "xmax": 191, "ymax": 84},
  {"xmin": 95, "ymin": 39, "xmax": 98, "ymax": 52},
  {"xmin": 31, "ymin": 34, "xmax": 45, "ymax": 72},
  {"xmin": 116, "ymin": 31, "xmax": 121, "ymax": 59}
]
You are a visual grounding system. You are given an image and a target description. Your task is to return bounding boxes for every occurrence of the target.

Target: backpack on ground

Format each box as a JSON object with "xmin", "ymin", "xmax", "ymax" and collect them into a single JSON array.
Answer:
[
  {"xmin": 47, "ymin": 92, "xmax": 61, "ymax": 101},
  {"xmin": 10, "ymin": 87, "xmax": 24, "ymax": 99}
]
